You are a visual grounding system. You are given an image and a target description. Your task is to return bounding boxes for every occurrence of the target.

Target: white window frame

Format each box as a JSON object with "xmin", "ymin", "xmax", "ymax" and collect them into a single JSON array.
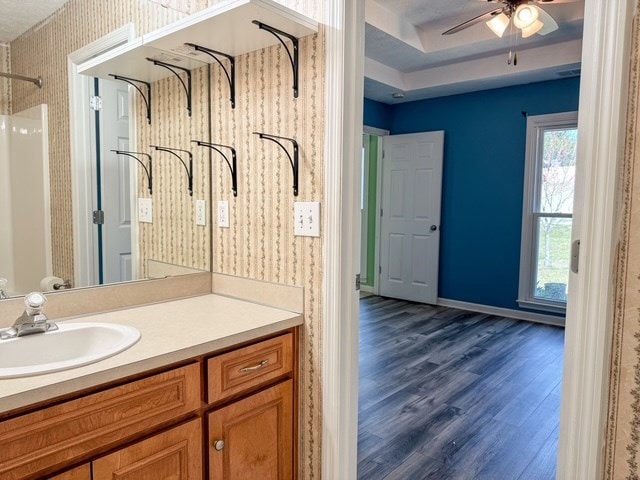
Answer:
[{"xmin": 518, "ymin": 111, "xmax": 579, "ymax": 314}]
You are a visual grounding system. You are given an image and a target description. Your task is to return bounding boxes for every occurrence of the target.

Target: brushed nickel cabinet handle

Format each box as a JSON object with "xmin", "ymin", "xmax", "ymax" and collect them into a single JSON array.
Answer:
[{"xmin": 239, "ymin": 359, "xmax": 269, "ymax": 372}]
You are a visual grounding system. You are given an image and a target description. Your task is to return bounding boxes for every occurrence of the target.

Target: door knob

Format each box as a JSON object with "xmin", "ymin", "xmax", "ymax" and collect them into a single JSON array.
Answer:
[
  {"xmin": 214, "ymin": 440, "xmax": 225, "ymax": 451},
  {"xmin": 430, "ymin": 225, "xmax": 438, "ymax": 231}
]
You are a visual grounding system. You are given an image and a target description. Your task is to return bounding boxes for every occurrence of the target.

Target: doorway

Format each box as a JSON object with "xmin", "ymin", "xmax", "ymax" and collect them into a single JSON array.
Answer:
[{"xmin": 90, "ymin": 77, "xmax": 133, "ymax": 285}]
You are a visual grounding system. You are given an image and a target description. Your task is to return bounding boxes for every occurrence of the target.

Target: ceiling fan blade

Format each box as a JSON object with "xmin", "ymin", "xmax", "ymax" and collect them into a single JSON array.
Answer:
[
  {"xmin": 536, "ymin": 6, "xmax": 559, "ymax": 35},
  {"xmin": 442, "ymin": 8, "xmax": 503, "ymax": 35}
]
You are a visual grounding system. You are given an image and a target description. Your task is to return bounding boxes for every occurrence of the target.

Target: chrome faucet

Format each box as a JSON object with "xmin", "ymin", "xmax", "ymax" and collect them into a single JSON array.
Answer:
[{"xmin": 0, "ymin": 292, "xmax": 58, "ymax": 340}]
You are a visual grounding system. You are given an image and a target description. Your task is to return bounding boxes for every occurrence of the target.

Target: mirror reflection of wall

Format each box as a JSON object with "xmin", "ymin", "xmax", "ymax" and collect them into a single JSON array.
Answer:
[{"xmin": 0, "ymin": 0, "xmax": 212, "ymax": 298}]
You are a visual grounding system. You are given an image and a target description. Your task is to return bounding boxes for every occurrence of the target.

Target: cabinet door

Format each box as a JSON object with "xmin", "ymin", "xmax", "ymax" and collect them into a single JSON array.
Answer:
[
  {"xmin": 49, "ymin": 464, "xmax": 91, "ymax": 480},
  {"xmin": 208, "ymin": 380, "xmax": 292, "ymax": 480},
  {"xmin": 93, "ymin": 419, "xmax": 202, "ymax": 480}
]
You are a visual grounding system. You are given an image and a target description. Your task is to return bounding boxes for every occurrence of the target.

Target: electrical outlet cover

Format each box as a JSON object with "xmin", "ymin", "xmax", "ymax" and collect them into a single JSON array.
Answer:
[
  {"xmin": 138, "ymin": 198, "xmax": 153, "ymax": 223},
  {"xmin": 195, "ymin": 200, "xmax": 206, "ymax": 226},
  {"xmin": 294, "ymin": 202, "xmax": 320, "ymax": 237},
  {"xmin": 218, "ymin": 200, "xmax": 230, "ymax": 228}
]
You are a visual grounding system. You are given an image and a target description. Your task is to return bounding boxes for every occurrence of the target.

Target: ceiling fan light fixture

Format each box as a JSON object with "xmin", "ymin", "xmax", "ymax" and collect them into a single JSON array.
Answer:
[
  {"xmin": 486, "ymin": 13, "xmax": 510, "ymax": 38},
  {"xmin": 513, "ymin": 5, "xmax": 539, "ymax": 29},
  {"xmin": 521, "ymin": 19, "xmax": 544, "ymax": 38}
]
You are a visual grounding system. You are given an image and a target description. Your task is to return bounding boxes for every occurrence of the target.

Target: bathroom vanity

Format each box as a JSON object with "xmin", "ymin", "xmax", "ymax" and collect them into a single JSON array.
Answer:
[{"xmin": 0, "ymin": 293, "xmax": 302, "ymax": 479}]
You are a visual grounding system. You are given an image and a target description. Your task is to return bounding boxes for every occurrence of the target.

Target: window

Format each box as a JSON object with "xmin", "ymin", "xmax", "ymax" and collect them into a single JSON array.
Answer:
[{"xmin": 518, "ymin": 112, "xmax": 578, "ymax": 313}]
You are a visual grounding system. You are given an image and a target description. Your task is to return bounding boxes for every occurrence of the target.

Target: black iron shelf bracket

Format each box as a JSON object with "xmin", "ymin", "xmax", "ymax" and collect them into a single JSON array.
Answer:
[
  {"xmin": 254, "ymin": 132, "xmax": 299, "ymax": 196},
  {"xmin": 111, "ymin": 150, "xmax": 153, "ymax": 194},
  {"xmin": 252, "ymin": 20, "xmax": 299, "ymax": 98},
  {"xmin": 192, "ymin": 140, "xmax": 238, "ymax": 196},
  {"xmin": 185, "ymin": 43, "xmax": 235, "ymax": 109},
  {"xmin": 109, "ymin": 74, "xmax": 152, "ymax": 124},
  {"xmin": 146, "ymin": 58, "xmax": 192, "ymax": 116},
  {"xmin": 151, "ymin": 145, "xmax": 194, "ymax": 196}
]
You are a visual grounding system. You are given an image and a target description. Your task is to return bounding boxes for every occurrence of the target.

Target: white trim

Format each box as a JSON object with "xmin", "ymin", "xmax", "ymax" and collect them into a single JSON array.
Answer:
[
  {"xmin": 557, "ymin": 0, "xmax": 633, "ymax": 479},
  {"xmin": 68, "ymin": 24, "xmax": 135, "ymax": 288},
  {"xmin": 322, "ymin": 0, "xmax": 364, "ymax": 479},
  {"xmin": 360, "ymin": 134, "xmax": 369, "ymax": 285},
  {"xmin": 518, "ymin": 111, "xmax": 577, "ymax": 315},
  {"xmin": 517, "ymin": 298, "xmax": 566, "ymax": 315},
  {"xmin": 437, "ymin": 298, "xmax": 565, "ymax": 327},
  {"xmin": 372, "ymin": 134, "xmax": 383, "ymax": 296},
  {"xmin": 363, "ymin": 125, "xmax": 389, "ymax": 136}
]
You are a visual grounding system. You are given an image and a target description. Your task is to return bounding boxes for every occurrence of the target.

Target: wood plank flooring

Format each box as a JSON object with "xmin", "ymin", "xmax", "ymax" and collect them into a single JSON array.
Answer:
[{"xmin": 357, "ymin": 296, "xmax": 564, "ymax": 480}]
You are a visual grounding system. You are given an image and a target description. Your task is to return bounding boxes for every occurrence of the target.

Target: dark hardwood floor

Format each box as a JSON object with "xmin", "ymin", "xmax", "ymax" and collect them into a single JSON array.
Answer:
[{"xmin": 357, "ymin": 296, "xmax": 564, "ymax": 480}]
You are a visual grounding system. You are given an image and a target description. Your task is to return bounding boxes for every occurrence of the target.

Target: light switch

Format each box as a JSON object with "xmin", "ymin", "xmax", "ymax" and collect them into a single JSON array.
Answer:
[{"xmin": 294, "ymin": 202, "xmax": 320, "ymax": 237}]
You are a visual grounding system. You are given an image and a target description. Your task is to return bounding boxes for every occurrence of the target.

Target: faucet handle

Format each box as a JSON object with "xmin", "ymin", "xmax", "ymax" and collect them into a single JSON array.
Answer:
[{"xmin": 24, "ymin": 292, "xmax": 47, "ymax": 315}]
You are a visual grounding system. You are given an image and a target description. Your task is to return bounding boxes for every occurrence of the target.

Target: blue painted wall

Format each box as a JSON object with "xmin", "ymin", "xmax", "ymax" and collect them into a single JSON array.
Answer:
[
  {"xmin": 364, "ymin": 98, "xmax": 393, "ymax": 131},
  {"xmin": 383, "ymin": 77, "xmax": 580, "ymax": 314}
]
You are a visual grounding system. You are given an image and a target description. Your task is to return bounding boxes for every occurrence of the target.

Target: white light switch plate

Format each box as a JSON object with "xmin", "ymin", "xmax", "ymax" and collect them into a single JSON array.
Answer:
[
  {"xmin": 195, "ymin": 200, "xmax": 206, "ymax": 226},
  {"xmin": 218, "ymin": 200, "xmax": 230, "ymax": 228},
  {"xmin": 294, "ymin": 202, "xmax": 320, "ymax": 237},
  {"xmin": 138, "ymin": 198, "xmax": 152, "ymax": 223}
]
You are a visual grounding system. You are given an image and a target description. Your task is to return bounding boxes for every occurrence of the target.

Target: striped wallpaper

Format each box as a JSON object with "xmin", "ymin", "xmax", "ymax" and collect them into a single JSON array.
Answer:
[
  {"xmin": 0, "ymin": 45, "xmax": 10, "ymax": 115},
  {"xmin": 8, "ymin": 1, "xmax": 325, "ymax": 478}
]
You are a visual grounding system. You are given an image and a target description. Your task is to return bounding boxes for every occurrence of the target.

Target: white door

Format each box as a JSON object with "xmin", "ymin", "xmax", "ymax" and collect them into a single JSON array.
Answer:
[
  {"xmin": 97, "ymin": 78, "xmax": 132, "ymax": 284},
  {"xmin": 379, "ymin": 131, "xmax": 444, "ymax": 304}
]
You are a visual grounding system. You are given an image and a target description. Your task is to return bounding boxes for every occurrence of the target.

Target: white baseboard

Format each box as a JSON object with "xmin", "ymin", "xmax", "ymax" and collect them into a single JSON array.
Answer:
[{"xmin": 436, "ymin": 297, "xmax": 565, "ymax": 327}]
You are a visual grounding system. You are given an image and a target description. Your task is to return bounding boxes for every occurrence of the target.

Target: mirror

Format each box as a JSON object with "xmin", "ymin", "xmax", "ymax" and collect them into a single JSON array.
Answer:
[{"xmin": 0, "ymin": 0, "xmax": 212, "ymax": 298}]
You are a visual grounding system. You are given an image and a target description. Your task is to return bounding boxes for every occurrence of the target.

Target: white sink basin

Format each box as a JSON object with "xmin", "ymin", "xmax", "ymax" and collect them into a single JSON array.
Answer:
[{"xmin": 0, "ymin": 322, "xmax": 140, "ymax": 378}]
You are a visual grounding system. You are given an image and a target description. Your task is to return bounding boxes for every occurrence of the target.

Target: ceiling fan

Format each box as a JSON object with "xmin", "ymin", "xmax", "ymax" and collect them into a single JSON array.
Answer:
[{"xmin": 443, "ymin": 0, "xmax": 579, "ymax": 39}]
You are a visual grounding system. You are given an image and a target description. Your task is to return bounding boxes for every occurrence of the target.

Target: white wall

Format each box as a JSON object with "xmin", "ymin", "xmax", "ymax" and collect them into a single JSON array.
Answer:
[
  {"xmin": 0, "ymin": 115, "xmax": 15, "ymax": 292},
  {"xmin": 1, "ymin": 105, "xmax": 51, "ymax": 294}
]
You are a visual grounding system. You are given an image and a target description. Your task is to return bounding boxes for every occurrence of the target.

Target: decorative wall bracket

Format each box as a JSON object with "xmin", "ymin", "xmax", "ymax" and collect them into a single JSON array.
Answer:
[
  {"xmin": 151, "ymin": 145, "xmax": 193, "ymax": 196},
  {"xmin": 254, "ymin": 132, "xmax": 299, "ymax": 196},
  {"xmin": 111, "ymin": 150, "xmax": 153, "ymax": 194},
  {"xmin": 146, "ymin": 58, "xmax": 192, "ymax": 116},
  {"xmin": 192, "ymin": 140, "xmax": 238, "ymax": 196},
  {"xmin": 185, "ymin": 43, "xmax": 235, "ymax": 109},
  {"xmin": 252, "ymin": 20, "xmax": 299, "ymax": 98},
  {"xmin": 109, "ymin": 74, "xmax": 152, "ymax": 124}
]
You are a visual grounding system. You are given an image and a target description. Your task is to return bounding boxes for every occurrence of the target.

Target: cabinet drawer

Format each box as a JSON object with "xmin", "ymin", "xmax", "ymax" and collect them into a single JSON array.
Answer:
[
  {"xmin": 0, "ymin": 363, "xmax": 200, "ymax": 480},
  {"xmin": 207, "ymin": 333, "xmax": 293, "ymax": 403}
]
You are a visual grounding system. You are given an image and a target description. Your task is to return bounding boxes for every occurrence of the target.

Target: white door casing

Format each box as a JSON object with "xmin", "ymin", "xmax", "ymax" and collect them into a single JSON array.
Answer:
[
  {"xmin": 98, "ymin": 78, "xmax": 133, "ymax": 284},
  {"xmin": 379, "ymin": 131, "xmax": 444, "ymax": 304}
]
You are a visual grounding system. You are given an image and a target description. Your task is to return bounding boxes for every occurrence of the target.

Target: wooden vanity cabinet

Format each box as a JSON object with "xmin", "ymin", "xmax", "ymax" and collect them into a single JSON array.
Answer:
[{"xmin": 0, "ymin": 328, "xmax": 297, "ymax": 480}]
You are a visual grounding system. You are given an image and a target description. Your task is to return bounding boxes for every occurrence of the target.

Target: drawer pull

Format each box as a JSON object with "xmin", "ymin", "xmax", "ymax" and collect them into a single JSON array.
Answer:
[{"xmin": 239, "ymin": 359, "xmax": 269, "ymax": 372}]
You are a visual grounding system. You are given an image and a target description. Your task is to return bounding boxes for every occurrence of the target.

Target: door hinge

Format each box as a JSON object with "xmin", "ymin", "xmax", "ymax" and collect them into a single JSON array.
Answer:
[
  {"xmin": 571, "ymin": 239, "xmax": 580, "ymax": 274},
  {"xmin": 93, "ymin": 210, "xmax": 104, "ymax": 225},
  {"xmin": 355, "ymin": 273, "xmax": 361, "ymax": 291},
  {"xmin": 89, "ymin": 95, "xmax": 102, "ymax": 111},
  {"xmin": 379, "ymin": 266, "xmax": 382, "ymax": 275},
  {"xmin": 380, "ymin": 208, "xmax": 383, "ymax": 217},
  {"xmin": 382, "ymin": 149, "xmax": 385, "ymax": 159}
]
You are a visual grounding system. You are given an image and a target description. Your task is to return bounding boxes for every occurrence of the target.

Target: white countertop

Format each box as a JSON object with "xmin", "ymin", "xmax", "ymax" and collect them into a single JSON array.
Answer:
[{"xmin": 0, "ymin": 294, "xmax": 302, "ymax": 414}]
